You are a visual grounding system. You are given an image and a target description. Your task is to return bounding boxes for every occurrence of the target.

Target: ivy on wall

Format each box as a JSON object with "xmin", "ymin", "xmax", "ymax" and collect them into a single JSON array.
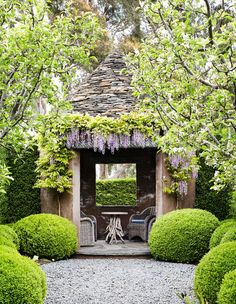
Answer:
[
  {"xmin": 96, "ymin": 178, "xmax": 136, "ymax": 206},
  {"xmin": 35, "ymin": 112, "xmax": 161, "ymax": 192}
]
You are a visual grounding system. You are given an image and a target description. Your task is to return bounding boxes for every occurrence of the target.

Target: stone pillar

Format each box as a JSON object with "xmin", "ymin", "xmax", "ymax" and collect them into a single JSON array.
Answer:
[
  {"xmin": 155, "ymin": 151, "xmax": 196, "ymax": 217},
  {"xmin": 155, "ymin": 152, "xmax": 177, "ymax": 216},
  {"xmin": 40, "ymin": 188, "xmax": 59, "ymax": 214},
  {"xmin": 40, "ymin": 152, "xmax": 81, "ymax": 248},
  {"xmin": 71, "ymin": 152, "xmax": 81, "ymax": 236},
  {"xmin": 178, "ymin": 178, "xmax": 196, "ymax": 209}
]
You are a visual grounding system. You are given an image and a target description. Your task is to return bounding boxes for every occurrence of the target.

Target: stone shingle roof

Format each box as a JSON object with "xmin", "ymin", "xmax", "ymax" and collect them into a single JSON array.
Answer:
[{"xmin": 71, "ymin": 51, "xmax": 136, "ymax": 117}]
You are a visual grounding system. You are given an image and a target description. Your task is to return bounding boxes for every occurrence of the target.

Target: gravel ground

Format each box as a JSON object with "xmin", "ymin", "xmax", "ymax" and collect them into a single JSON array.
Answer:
[{"xmin": 42, "ymin": 258, "xmax": 196, "ymax": 304}]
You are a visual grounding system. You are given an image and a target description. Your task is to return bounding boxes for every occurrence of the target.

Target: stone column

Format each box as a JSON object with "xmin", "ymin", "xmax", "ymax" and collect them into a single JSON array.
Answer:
[
  {"xmin": 40, "ymin": 152, "xmax": 81, "ymax": 248},
  {"xmin": 178, "ymin": 178, "xmax": 196, "ymax": 209},
  {"xmin": 155, "ymin": 152, "xmax": 177, "ymax": 216},
  {"xmin": 71, "ymin": 152, "xmax": 81, "ymax": 234},
  {"xmin": 155, "ymin": 151, "xmax": 196, "ymax": 217}
]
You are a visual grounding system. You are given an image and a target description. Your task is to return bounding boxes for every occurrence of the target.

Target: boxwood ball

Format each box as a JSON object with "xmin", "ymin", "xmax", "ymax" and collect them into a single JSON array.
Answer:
[
  {"xmin": 0, "ymin": 251, "xmax": 46, "ymax": 304},
  {"xmin": 209, "ymin": 220, "xmax": 236, "ymax": 249},
  {"xmin": 217, "ymin": 269, "xmax": 236, "ymax": 304},
  {"xmin": 149, "ymin": 208, "xmax": 220, "ymax": 263},
  {"xmin": 194, "ymin": 241, "xmax": 236, "ymax": 304},
  {"xmin": 14, "ymin": 213, "xmax": 78, "ymax": 260},
  {"xmin": 0, "ymin": 224, "xmax": 20, "ymax": 249}
]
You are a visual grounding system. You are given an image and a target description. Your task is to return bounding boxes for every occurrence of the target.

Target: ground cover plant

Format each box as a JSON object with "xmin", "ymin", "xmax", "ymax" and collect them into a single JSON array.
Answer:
[
  {"xmin": 14, "ymin": 213, "xmax": 78, "ymax": 260},
  {"xmin": 149, "ymin": 208, "xmax": 219, "ymax": 263},
  {"xmin": 194, "ymin": 241, "xmax": 236, "ymax": 304}
]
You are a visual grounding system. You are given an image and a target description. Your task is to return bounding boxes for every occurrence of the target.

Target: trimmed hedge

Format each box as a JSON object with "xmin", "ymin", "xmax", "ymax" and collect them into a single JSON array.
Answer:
[
  {"xmin": 14, "ymin": 214, "xmax": 78, "ymax": 260},
  {"xmin": 0, "ymin": 235, "xmax": 17, "ymax": 249},
  {"xmin": 0, "ymin": 244, "xmax": 19, "ymax": 254},
  {"xmin": 220, "ymin": 227, "xmax": 236, "ymax": 244},
  {"xmin": 96, "ymin": 178, "xmax": 136, "ymax": 206},
  {"xmin": 0, "ymin": 224, "xmax": 20, "ymax": 249},
  {"xmin": 149, "ymin": 208, "xmax": 220, "ymax": 263},
  {"xmin": 217, "ymin": 269, "xmax": 236, "ymax": 304},
  {"xmin": 194, "ymin": 159, "xmax": 231, "ymax": 220},
  {"xmin": 209, "ymin": 221, "xmax": 236, "ymax": 249},
  {"xmin": 0, "ymin": 149, "xmax": 40, "ymax": 224},
  {"xmin": 194, "ymin": 241, "xmax": 236, "ymax": 304},
  {"xmin": 0, "ymin": 251, "xmax": 46, "ymax": 304}
]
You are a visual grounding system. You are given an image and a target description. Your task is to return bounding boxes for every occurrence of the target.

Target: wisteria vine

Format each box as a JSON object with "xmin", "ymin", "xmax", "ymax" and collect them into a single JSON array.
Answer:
[
  {"xmin": 35, "ymin": 112, "xmax": 161, "ymax": 192},
  {"xmin": 35, "ymin": 112, "xmax": 197, "ymax": 194},
  {"xmin": 165, "ymin": 152, "xmax": 198, "ymax": 197},
  {"xmin": 66, "ymin": 129, "xmax": 155, "ymax": 154}
]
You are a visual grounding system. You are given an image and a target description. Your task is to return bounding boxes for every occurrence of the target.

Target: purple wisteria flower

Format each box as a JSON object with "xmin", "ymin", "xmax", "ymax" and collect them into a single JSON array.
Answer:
[
  {"xmin": 191, "ymin": 170, "xmax": 198, "ymax": 179},
  {"xmin": 92, "ymin": 134, "xmax": 99, "ymax": 152},
  {"xmin": 132, "ymin": 130, "xmax": 146, "ymax": 147},
  {"xmin": 97, "ymin": 134, "xmax": 106, "ymax": 154},
  {"xmin": 169, "ymin": 155, "xmax": 182, "ymax": 168},
  {"xmin": 120, "ymin": 134, "xmax": 131, "ymax": 148},
  {"xmin": 66, "ymin": 129, "xmax": 80, "ymax": 148},
  {"xmin": 179, "ymin": 181, "xmax": 188, "ymax": 196},
  {"xmin": 107, "ymin": 133, "xmax": 116, "ymax": 154}
]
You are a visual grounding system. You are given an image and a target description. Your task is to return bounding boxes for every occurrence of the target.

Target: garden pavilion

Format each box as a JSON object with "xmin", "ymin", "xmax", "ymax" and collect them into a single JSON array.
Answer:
[{"xmin": 40, "ymin": 51, "xmax": 195, "ymax": 244}]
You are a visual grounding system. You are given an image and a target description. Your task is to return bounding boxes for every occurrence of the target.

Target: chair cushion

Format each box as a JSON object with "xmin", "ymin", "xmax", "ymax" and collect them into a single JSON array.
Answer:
[{"xmin": 131, "ymin": 219, "xmax": 145, "ymax": 224}]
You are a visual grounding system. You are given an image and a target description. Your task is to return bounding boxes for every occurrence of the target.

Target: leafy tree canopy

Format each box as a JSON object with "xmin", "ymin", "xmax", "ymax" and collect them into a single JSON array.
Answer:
[
  {"xmin": 0, "ymin": 0, "xmax": 102, "ymax": 191},
  {"xmin": 127, "ymin": 0, "xmax": 236, "ymax": 192}
]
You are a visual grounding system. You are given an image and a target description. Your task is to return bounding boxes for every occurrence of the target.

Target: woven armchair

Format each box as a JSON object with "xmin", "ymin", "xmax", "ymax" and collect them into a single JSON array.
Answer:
[
  {"xmin": 128, "ymin": 207, "xmax": 156, "ymax": 242},
  {"xmin": 80, "ymin": 211, "xmax": 97, "ymax": 247}
]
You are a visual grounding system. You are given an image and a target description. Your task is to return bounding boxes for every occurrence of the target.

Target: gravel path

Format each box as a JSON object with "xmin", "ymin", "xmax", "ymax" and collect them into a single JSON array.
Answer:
[{"xmin": 42, "ymin": 258, "xmax": 196, "ymax": 304}]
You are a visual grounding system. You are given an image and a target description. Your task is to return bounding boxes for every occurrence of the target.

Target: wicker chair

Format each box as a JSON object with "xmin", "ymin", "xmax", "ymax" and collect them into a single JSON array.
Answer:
[
  {"xmin": 128, "ymin": 207, "xmax": 156, "ymax": 242},
  {"xmin": 80, "ymin": 211, "xmax": 97, "ymax": 247},
  {"xmin": 147, "ymin": 216, "xmax": 156, "ymax": 242}
]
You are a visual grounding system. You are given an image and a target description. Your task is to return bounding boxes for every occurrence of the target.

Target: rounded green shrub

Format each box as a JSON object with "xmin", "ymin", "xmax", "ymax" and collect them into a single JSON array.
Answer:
[
  {"xmin": 0, "ymin": 224, "xmax": 20, "ymax": 249},
  {"xmin": 0, "ymin": 251, "xmax": 46, "ymax": 304},
  {"xmin": 0, "ymin": 235, "xmax": 17, "ymax": 249},
  {"xmin": 14, "ymin": 213, "xmax": 78, "ymax": 260},
  {"xmin": 0, "ymin": 244, "xmax": 19, "ymax": 255},
  {"xmin": 194, "ymin": 241, "xmax": 236, "ymax": 304},
  {"xmin": 220, "ymin": 227, "xmax": 236, "ymax": 245},
  {"xmin": 149, "ymin": 208, "xmax": 220, "ymax": 263},
  {"xmin": 209, "ymin": 221, "xmax": 236, "ymax": 249},
  {"xmin": 217, "ymin": 269, "xmax": 236, "ymax": 304}
]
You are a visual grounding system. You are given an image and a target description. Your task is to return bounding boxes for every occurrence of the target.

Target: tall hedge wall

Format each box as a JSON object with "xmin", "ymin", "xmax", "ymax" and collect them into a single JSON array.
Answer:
[
  {"xmin": 0, "ymin": 149, "xmax": 40, "ymax": 223},
  {"xmin": 194, "ymin": 159, "xmax": 231, "ymax": 220},
  {"xmin": 0, "ymin": 148, "xmax": 8, "ymax": 223},
  {"xmin": 96, "ymin": 178, "xmax": 136, "ymax": 206}
]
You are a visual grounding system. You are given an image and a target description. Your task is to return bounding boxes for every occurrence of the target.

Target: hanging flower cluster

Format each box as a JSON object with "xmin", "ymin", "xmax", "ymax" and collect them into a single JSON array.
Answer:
[
  {"xmin": 165, "ymin": 152, "xmax": 198, "ymax": 197},
  {"xmin": 66, "ymin": 129, "xmax": 155, "ymax": 154},
  {"xmin": 35, "ymin": 112, "xmax": 161, "ymax": 192}
]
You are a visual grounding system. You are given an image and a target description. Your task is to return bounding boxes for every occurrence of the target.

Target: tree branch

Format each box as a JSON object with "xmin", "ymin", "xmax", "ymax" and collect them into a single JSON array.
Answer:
[
  {"xmin": 0, "ymin": 66, "xmax": 43, "ymax": 140},
  {"xmin": 203, "ymin": 0, "xmax": 214, "ymax": 45},
  {"xmin": 157, "ymin": 5, "xmax": 221, "ymax": 90},
  {"xmin": 0, "ymin": 66, "xmax": 19, "ymax": 110}
]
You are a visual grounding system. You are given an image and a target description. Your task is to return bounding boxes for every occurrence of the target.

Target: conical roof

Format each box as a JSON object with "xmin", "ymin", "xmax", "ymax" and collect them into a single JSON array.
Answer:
[{"xmin": 71, "ymin": 51, "xmax": 136, "ymax": 117}]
